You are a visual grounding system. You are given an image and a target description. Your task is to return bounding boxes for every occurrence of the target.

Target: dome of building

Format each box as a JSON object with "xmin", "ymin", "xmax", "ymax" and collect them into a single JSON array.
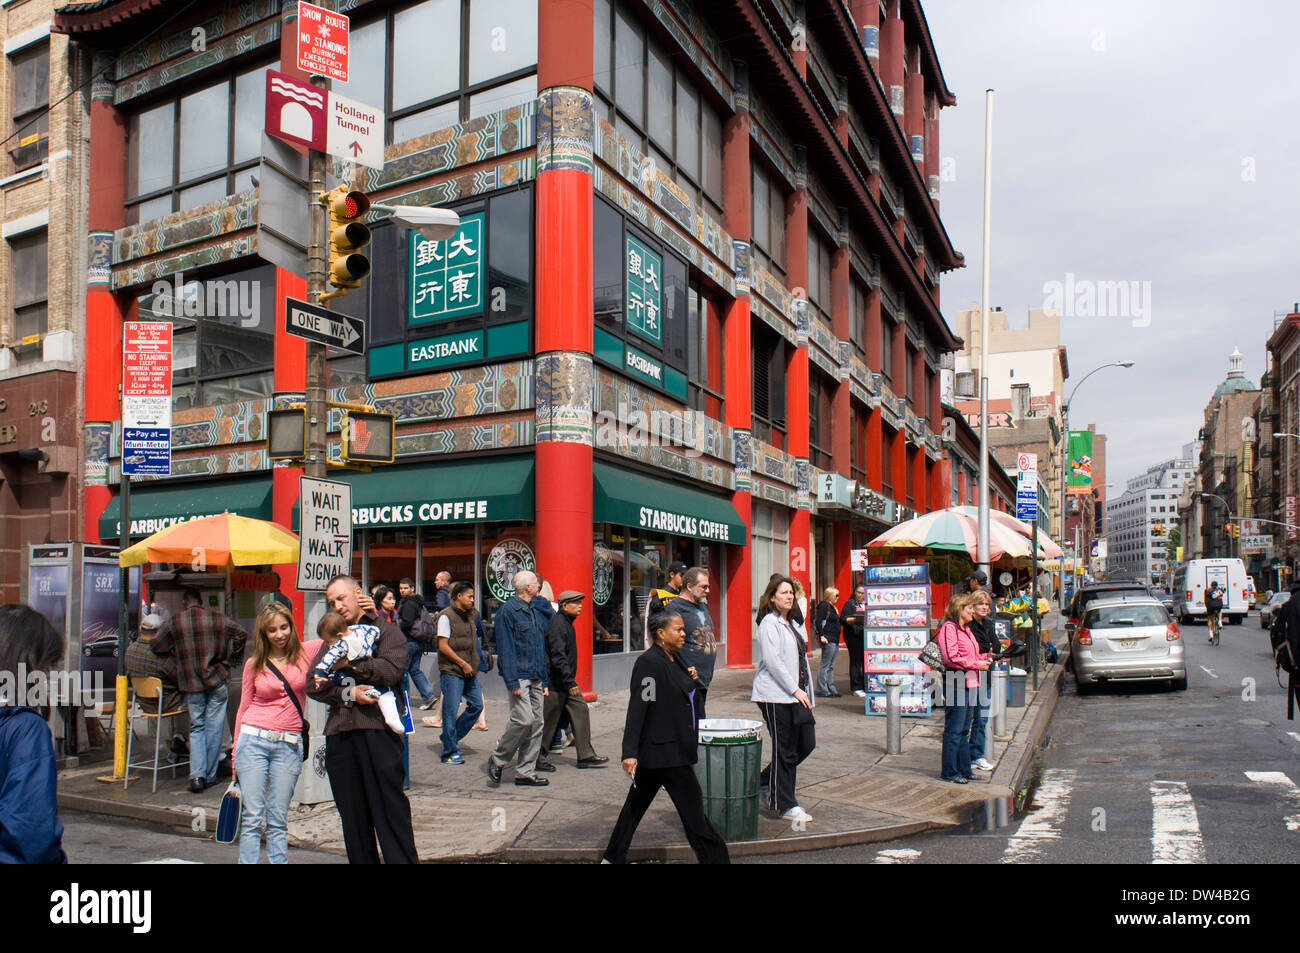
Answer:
[{"xmin": 1214, "ymin": 346, "xmax": 1258, "ymax": 396}]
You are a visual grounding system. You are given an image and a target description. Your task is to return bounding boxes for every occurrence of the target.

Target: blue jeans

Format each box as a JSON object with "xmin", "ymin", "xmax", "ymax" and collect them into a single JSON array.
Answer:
[
  {"xmin": 942, "ymin": 697, "xmax": 975, "ymax": 780},
  {"xmin": 439, "ymin": 672, "xmax": 484, "ymax": 758},
  {"xmin": 406, "ymin": 643, "xmax": 436, "ymax": 703},
  {"xmin": 969, "ymin": 674, "xmax": 990, "ymax": 761},
  {"xmin": 233, "ymin": 731, "xmax": 303, "ymax": 864},
  {"xmin": 817, "ymin": 642, "xmax": 838, "ymax": 694},
  {"xmin": 187, "ymin": 683, "xmax": 228, "ymax": 782}
]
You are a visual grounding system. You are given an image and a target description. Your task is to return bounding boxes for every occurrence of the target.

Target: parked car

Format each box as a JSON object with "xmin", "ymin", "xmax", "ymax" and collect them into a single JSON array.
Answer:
[
  {"xmin": 1148, "ymin": 587, "xmax": 1174, "ymax": 613},
  {"xmin": 1067, "ymin": 581, "xmax": 1155, "ymax": 626},
  {"xmin": 1261, "ymin": 590, "xmax": 1291, "ymax": 628},
  {"xmin": 1070, "ymin": 597, "xmax": 1186, "ymax": 693}
]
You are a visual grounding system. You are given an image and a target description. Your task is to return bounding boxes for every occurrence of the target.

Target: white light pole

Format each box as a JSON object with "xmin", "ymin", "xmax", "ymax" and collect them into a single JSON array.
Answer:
[{"xmin": 1058, "ymin": 360, "xmax": 1135, "ymax": 607}]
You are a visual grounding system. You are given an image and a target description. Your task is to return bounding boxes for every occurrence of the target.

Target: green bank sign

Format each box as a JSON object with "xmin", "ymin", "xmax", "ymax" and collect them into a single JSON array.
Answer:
[
  {"xmin": 409, "ymin": 213, "xmax": 485, "ymax": 324},
  {"xmin": 408, "ymin": 329, "xmax": 484, "ymax": 370}
]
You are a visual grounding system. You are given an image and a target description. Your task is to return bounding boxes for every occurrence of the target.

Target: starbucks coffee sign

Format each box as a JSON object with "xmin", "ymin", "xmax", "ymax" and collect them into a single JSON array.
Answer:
[
  {"xmin": 593, "ymin": 546, "xmax": 615, "ymax": 606},
  {"xmin": 485, "ymin": 537, "xmax": 536, "ymax": 603}
]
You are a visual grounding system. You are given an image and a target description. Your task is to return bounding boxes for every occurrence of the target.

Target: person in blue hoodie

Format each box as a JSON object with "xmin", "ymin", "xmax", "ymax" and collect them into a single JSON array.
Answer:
[{"xmin": 0, "ymin": 604, "xmax": 67, "ymax": 864}]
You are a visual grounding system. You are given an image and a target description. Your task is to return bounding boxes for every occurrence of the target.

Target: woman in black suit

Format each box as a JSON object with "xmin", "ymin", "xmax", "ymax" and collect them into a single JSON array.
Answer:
[{"xmin": 601, "ymin": 612, "xmax": 730, "ymax": 864}]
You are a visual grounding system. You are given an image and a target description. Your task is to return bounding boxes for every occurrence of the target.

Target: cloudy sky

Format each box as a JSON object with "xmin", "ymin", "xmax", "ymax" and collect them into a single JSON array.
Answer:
[{"xmin": 924, "ymin": 0, "xmax": 1300, "ymax": 491}]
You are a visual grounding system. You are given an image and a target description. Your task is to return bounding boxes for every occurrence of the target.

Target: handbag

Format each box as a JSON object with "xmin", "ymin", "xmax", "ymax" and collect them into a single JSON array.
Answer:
[
  {"xmin": 266, "ymin": 661, "xmax": 311, "ymax": 762},
  {"xmin": 215, "ymin": 781, "xmax": 241, "ymax": 845},
  {"xmin": 919, "ymin": 639, "xmax": 947, "ymax": 672}
]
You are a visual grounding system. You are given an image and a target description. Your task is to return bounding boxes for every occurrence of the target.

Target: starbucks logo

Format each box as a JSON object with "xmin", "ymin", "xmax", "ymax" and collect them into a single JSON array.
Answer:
[
  {"xmin": 485, "ymin": 538, "xmax": 536, "ymax": 603},
  {"xmin": 313, "ymin": 743, "xmax": 328, "ymax": 779},
  {"xmin": 593, "ymin": 546, "xmax": 615, "ymax": 606}
]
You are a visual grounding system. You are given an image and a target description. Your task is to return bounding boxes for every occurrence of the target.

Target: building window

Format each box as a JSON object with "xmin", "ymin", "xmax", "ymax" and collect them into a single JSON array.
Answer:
[
  {"xmin": 8, "ymin": 42, "xmax": 49, "ymax": 173},
  {"xmin": 850, "ymin": 280, "xmax": 868, "ymax": 353},
  {"xmin": 126, "ymin": 58, "xmax": 273, "ymax": 224},
  {"xmin": 806, "ymin": 227, "xmax": 833, "ymax": 319},
  {"xmin": 687, "ymin": 283, "xmax": 724, "ymax": 417},
  {"xmin": 136, "ymin": 263, "xmax": 276, "ymax": 409},
  {"xmin": 881, "ymin": 317, "xmax": 894, "ymax": 382},
  {"xmin": 8, "ymin": 230, "xmax": 47, "ymax": 365},
  {"xmin": 751, "ymin": 503, "xmax": 789, "ymax": 615},
  {"xmin": 752, "ymin": 323, "xmax": 787, "ymax": 447},
  {"xmin": 905, "ymin": 343, "xmax": 917, "ymax": 406},
  {"xmin": 350, "ymin": 0, "xmax": 538, "ymax": 145},
  {"xmin": 809, "ymin": 371, "xmax": 833, "ymax": 471},
  {"xmin": 751, "ymin": 160, "xmax": 787, "ymax": 275},
  {"xmin": 593, "ymin": 0, "xmax": 722, "ymax": 216}
]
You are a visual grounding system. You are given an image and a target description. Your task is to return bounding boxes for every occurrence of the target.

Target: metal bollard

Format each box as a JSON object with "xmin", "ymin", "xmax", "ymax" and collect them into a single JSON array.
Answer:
[
  {"xmin": 991, "ymin": 668, "xmax": 1007, "ymax": 737},
  {"xmin": 884, "ymin": 676, "xmax": 903, "ymax": 754}
]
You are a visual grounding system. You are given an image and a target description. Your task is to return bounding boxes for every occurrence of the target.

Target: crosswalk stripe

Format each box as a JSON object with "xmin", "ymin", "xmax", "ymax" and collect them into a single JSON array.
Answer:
[
  {"xmin": 1244, "ymin": 771, "xmax": 1300, "ymax": 831},
  {"xmin": 1001, "ymin": 768, "xmax": 1076, "ymax": 864},
  {"xmin": 135, "ymin": 858, "xmax": 201, "ymax": 864},
  {"xmin": 1149, "ymin": 781, "xmax": 1206, "ymax": 864},
  {"xmin": 1287, "ymin": 732, "xmax": 1300, "ymax": 745},
  {"xmin": 873, "ymin": 848, "xmax": 921, "ymax": 864}
]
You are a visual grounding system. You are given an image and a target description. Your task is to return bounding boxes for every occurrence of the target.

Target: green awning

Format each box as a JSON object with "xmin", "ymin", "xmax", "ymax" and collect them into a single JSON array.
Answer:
[
  {"xmin": 99, "ymin": 476, "xmax": 273, "ymax": 541},
  {"xmin": 291, "ymin": 455, "xmax": 534, "ymax": 530},
  {"xmin": 594, "ymin": 461, "xmax": 746, "ymax": 544}
]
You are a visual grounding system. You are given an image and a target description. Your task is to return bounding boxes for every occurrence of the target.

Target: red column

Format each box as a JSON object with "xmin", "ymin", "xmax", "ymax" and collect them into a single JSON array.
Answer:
[
  {"xmin": 536, "ymin": 3, "xmax": 596, "ymax": 693},
  {"xmin": 833, "ymin": 522, "xmax": 852, "ymax": 644},
  {"xmin": 925, "ymin": 92, "xmax": 941, "ymax": 213},
  {"xmin": 865, "ymin": 289, "xmax": 883, "ymax": 491},
  {"xmin": 906, "ymin": 70, "xmax": 926, "ymax": 176},
  {"xmin": 830, "ymin": 237, "xmax": 850, "ymax": 474},
  {"xmin": 723, "ymin": 85, "xmax": 754, "ymax": 669},
  {"xmin": 272, "ymin": 268, "xmax": 308, "ymax": 630},
  {"xmin": 83, "ymin": 67, "xmax": 128, "ymax": 543},
  {"xmin": 786, "ymin": 178, "xmax": 811, "ymax": 605},
  {"xmin": 911, "ymin": 446, "xmax": 926, "ymax": 509},
  {"xmin": 880, "ymin": 0, "xmax": 905, "ymax": 120}
]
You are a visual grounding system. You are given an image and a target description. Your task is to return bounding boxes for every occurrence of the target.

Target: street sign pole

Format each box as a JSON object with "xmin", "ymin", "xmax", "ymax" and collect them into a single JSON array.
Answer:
[
  {"xmin": 1031, "ymin": 514, "xmax": 1039, "ymax": 690},
  {"xmin": 110, "ymin": 465, "xmax": 131, "ymax": 781},
  {"xmin": 304, "ymin": 74, "xmax": 329, "ymax": 636}
]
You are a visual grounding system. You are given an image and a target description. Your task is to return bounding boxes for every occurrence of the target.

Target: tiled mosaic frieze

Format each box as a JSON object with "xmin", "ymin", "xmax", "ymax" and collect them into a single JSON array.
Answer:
[
  {"xmin": 365, "ymin": 103, "xmax": 536, "ymax": 193},
  {"xmin": 792, "ymin": 297, "xmax": 809, "ymax": 345},
  {"xmin": 379, "ymin": 157, "xmax": 536, "ymax": 214},
  {"xmin": 838, "ymin": 340, "xmax": 851, "ymax": 382},
  {"xmin": 651, "ymin": 0, "xmax": 734, "ymax": 109},
  {"xmin": 751, "ymin": 264, "xmax": 792, "ymax": 326},
  {"xmin": 850, "ymin": 355, "xmax": 870, "ymax": 388},
  {"xmin": 91, "ymin": 54, "xmax": 115, "ymax": 101},
  {"xmin": 109, "ymin": 450, "xmax": 267, "ymax": 484},
  {"xmin": 755, "ymin": 479, "xmax": 792, "ymax": 506},
  {"xmin": 112, "ymin": 236, "xmax": 256, "ymax": 290},
  {"xmin": 926, "ymin": 433, "xmax": 943, "ymax": 460},
  {"xmin": 929, "ymin": 174, "xmax": 941, "ymax": 202},
  {"xmin": 849, "ymin": 381, "xmax": 869, "ymax": 405},
  {"xmin": 752, "ymin": 298, "xmax": 796, "ymax": 346},
  {"xmin": 171, "ymin": 398, "xmax": 270, "ymax": 450},
  {"xmin": 361, "ymin": 361, "xmax": 534, "ymax": 423},
  {"xmin": 88, "ymin": 232, "xmax": 113, "ymax": 286},
  {"xmin": 795, "ymin": 458, "xmax": 811, "ymax": 510},
  {"xmin": 537, "ymin": 88, "xmax": 594, "ymax": 174},
  {"xmin": 905, "ymin": 408, "xmax": 922, "ymax": 436},
  {"xmin": 116, "ymin": 16, "xmax": 280, "ymax": 105},
  {"xmin": 733, "ymin": 59, "xmax": 749, "ymax": 112},
  {"xmin": 809, "ymin": 340, "xmax": 838, "ymax": 379},
  {"xmin": 733, "ymin": 429, "xmax": 752, "ymax": 491},
  {"xmin": 592, "ymin": 366, "xmax": 732, "ymax": 468},
  {"xmin": 84, "ymin": 423, "xmax": 111, "ymax": 487},
  {"xmin": 593, "ymin": 166, "xmax": 734, "ymax": 295},
  {"xmin": 535, "ymin": 351, "xmax": 594, "ymax": 445},
  {"xmin": 115, "ymin": 0, "xmax": 278, "ymax": 84},
  {"xmin": 811, "ymin": 318, "xmax": 836, "ymax": 363},
  {"xmin": 390, "ymin": 418, "xmax": 534, "ymax": 457},
  {"xmin": 115, "ymin": 191, "xmax": 256, "ymax": 266},
  {"xmin": 734, "ymin": 240, "xmax": 751, "ymax": 295},
  {"xmin": 749, "ymin": 93, "xmax": 797, "ymax": 189},
  {"xmin": 755, "ymin": 439, "xmax": 796, "ymax": 488}
]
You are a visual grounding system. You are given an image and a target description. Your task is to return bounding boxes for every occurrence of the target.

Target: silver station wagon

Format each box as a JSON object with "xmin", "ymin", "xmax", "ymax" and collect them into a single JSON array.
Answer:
[{"xmin": 1070, "ymin": 597, "xmax": 1187, "ymax": 693}]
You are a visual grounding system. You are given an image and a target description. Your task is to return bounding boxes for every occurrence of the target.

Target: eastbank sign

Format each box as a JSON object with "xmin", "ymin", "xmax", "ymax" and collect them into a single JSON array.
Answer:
[
  {"xmin": 638, "ymin": 505, "xmax": 732, "ymax": 542},
  {"xmin": 353, "ymin": 498, "xmax": 490, "ymax": 527}
]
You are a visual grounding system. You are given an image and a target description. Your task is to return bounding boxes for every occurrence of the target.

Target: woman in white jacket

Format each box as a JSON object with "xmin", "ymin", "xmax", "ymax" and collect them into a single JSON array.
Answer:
[{"xmin": 751, "ymin": 575, "xmax": 817, "ymax": 823}]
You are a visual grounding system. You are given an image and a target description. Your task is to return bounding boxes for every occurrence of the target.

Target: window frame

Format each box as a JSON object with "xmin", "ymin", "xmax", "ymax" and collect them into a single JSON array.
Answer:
[
  {"xmin": 7, "ymin": 41, "xmax": 50, "ymax": 173},
  {"xmin": 8, "ymin": 228, "xmax": 48, "ymax": 362}
]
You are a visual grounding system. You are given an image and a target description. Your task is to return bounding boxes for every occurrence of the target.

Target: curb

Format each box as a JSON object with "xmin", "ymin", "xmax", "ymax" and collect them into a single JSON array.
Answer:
[
  {"xmin": 996, "ymin": 655, "xmax": 1066, "ymax": 811},
  {"xmin": 59, "ymin": 793, "xmax": 201, "ymax": 833}
]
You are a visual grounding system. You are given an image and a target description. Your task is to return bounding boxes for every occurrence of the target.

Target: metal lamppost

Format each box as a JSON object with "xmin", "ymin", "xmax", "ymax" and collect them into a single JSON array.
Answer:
[{"xmin": 1058, "ymin": 361, "xmax": 1135, "ymax": 608}]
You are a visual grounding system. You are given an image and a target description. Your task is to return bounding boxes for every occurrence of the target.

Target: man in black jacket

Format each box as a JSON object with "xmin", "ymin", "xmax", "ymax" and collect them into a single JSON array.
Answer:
[
  {"xmin": 601, "ymin": 612, "xmax": 729, "ymax": 864},
  {"xmin": 537, "ymin": 591, "xmax": 608, "ymax": 770},
  {"xmin": 840, "ymin": 584, "xmax": 867, "ymax": 697}
]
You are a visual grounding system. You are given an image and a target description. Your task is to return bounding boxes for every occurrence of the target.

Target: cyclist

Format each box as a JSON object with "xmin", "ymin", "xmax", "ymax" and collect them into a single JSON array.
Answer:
[{"xmin": 1204, "ymin": 583, "xmax": 1224, "ymax": 644}]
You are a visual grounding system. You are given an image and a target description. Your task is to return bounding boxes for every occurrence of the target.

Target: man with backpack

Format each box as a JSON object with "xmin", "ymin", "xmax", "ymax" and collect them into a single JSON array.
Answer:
[
  {"xmin": 398, "ymin": 577, "xmax": 439, "ymax": 714},
  {"xmin": 1270, "ymin": 581, "xmax": 1300, "ymax": 720}
]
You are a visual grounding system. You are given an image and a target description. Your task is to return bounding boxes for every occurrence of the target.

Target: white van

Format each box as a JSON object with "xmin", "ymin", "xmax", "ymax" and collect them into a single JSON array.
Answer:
[{"xmin": 1171, "ymin": 558, "xmax": 1253, "ymax": 626}]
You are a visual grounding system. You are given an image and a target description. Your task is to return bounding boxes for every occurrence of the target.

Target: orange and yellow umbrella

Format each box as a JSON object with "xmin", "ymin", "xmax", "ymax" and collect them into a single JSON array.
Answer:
[{"xmin": 118, "ymin": 513, "xmax": 299, "ymax": 568}]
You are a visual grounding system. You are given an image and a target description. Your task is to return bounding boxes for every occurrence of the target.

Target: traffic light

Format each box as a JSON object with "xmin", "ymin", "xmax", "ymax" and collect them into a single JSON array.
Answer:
[
  {"xmin": 323, "ymin": 186, "xmax": 371, "ymax": 300},
  {"xmin": 266, "ymin": 407, "xmax": 306, "ymax": 460},
  {"xmin": 341, "ymin": 410, "xmax": 395, "ymax": 464}
]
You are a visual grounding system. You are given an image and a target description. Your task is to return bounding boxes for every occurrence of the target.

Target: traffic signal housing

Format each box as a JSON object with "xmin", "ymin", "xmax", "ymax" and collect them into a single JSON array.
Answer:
[
  {"xmin": 323, "ymin": 186, "xmax": 371, "ymax": 300},
  {"xmin": 341, "ymin": 409, "xmax": 395, "ymax": 464}
]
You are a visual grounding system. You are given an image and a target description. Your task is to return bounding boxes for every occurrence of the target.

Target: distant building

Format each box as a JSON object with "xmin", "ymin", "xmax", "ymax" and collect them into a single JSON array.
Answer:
[
  {"xmin": 1197, "ymin": 348, "xmax": 1260, "ymax": 561},
  {"xmin": 1106, "ymin": 444, "xmax": 1197, "ymax": 584}
]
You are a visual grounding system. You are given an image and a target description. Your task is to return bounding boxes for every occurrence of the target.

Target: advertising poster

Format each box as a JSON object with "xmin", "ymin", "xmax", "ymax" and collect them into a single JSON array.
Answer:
[
  {"xmin": 862, "ymin": 563, "xmax": 931, "ymax": 717},
  {"xmin": 27, "ymin": 564, "xmax": 69, "ymax": 636}
]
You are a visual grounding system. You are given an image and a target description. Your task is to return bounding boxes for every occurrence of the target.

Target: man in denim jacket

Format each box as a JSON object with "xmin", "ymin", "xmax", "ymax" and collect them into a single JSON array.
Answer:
[{"xmin": 487, "ymin": 570, "xmax": 553, "ymax": 786}]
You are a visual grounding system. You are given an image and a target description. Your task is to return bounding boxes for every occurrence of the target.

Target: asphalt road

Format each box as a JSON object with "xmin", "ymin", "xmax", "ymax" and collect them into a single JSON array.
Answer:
[{"xmin": 745, "ymin": 609, "xmax": 1300, "ymax": 865}]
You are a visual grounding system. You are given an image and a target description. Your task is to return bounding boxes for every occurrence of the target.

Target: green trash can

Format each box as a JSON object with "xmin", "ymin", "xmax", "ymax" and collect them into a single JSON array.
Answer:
[{"xmin": 694, "ymin": 718, "xmax": 763, "ymax": 841}]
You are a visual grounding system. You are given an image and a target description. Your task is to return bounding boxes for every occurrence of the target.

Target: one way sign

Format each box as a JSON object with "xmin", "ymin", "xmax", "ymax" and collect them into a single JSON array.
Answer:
[{"xmin": 284, "ymin": 296, "xmax": 365, "ymax": 354}]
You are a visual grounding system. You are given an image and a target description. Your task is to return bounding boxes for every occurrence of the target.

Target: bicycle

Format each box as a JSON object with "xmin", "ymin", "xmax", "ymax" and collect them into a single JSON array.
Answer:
[{"xmin": 1207, "ymin": 608, "xmax": 1222, "ymax": 646}]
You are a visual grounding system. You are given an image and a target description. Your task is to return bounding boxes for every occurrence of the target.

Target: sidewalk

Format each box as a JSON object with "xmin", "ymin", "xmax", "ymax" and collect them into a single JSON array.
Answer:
[{"xmin": 58, "ymin": 620, "xmax": 1066, "ymax": 862}]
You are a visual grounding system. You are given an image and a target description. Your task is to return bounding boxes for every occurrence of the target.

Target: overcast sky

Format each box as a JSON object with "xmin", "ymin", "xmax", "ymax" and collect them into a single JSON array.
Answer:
[{"xmin": 924, "ymin": 0, "xmax": 1300, "ymax": 493}]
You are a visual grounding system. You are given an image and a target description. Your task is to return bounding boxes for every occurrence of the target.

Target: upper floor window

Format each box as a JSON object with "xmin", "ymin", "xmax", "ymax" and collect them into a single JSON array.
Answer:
[
  {"xmin": 8, "ymin": 42, "xmax": 49, "ymax": 173},
  {"xmin": 126, "ymin": 59, "xmax": 272, "ymax": 225},
  {"xmin": 809, "ymin": 370, "xmax": 833, "ymax": 471},
  {"xmin": 752, "ymin": 322, "xmax": 787, "ymax": 447},
  {"xmin": 593, "ymin": 0, "xmax": 721, "ymax": 216},
  {"xmin": 8, "ymin": 229, "xmax": 47, "ymax": 365},
  {"xmin": 687, "ymin": 283, "xmax": 724, "ymax": 418},
  {"xmin": 850, "ymin": 280, "xmax": 868, "ymax": 353},
  {"xmin": 751, "ymin": 160, "xmax": 787, "ymax": 276},
  {"xmin": 806, "ymin": 227, "xmax": 833, "ymax": 319},
  {"xmin": 881, "ymin": 317, "xmax": 894, "ymax": 382},
  {"xmin": 348, "ymin": 0, "xmax": 537, "ymax": 144}
]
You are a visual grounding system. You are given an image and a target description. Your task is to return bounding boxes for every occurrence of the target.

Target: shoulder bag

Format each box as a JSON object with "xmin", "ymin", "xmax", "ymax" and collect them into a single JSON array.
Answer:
[
  {"xmin": 266, "ymin": 661, "xmax": 311, "ymax": 762},
  {"xmin": 919, "ymin": 622, "xmax": 950, "ymax": 673}
]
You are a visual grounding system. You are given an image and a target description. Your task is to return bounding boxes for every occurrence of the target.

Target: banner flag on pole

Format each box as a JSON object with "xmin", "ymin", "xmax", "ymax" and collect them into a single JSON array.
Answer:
[{"xmin": 1067, "ymin": 430, "xmax": 1094, "ymax": 495}]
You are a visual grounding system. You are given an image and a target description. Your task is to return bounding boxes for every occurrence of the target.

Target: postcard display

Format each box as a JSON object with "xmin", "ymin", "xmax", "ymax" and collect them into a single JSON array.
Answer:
[{"xmin": 862, "ymin": 563, "xmax": 932, "ymax": 716}]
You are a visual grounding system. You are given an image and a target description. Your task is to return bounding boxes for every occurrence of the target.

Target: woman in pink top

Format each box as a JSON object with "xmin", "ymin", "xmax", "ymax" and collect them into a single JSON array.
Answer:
[
  {"xmin": 936, "ymin": 593, "xmax": 990, "ymax": 784},
  {"xmin": 232, "ymin": 604, "xmax": 321, "ymax": 864}
]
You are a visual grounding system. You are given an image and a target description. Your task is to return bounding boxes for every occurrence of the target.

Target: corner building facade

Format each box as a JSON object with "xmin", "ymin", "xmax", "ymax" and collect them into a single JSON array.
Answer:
[{"xmin": 59, "ymin": 0, "xmax": 966, "ymax": 693}]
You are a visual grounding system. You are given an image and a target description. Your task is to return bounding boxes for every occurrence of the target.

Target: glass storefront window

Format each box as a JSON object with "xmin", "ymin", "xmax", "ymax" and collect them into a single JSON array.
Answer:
[
  {"xmin": 480, "ymin": 523, "xmax": 538, "ymax": 647},
  {"xmin": 367, "ymin": 529, "xmax": 418, "ymax": 592},
  {"xmin": 422, "ymin": 526, "xmax": 477, "ymax": 599},
  {"xmin": 593, "ymin": 526, "xmax": 626, "ymax": 655}
]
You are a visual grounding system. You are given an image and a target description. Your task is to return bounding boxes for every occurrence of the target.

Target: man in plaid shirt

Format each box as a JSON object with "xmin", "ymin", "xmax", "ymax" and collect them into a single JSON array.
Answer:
[{"xmin": 151, "ymin": 589, "xmax": 248, "ymax": 792}]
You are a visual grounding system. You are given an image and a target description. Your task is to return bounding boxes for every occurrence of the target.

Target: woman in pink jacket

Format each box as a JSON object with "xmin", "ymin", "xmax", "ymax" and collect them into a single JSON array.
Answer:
[{"xmin": 937, "ymin": 593, "xmax": 990, "ymax": 784}]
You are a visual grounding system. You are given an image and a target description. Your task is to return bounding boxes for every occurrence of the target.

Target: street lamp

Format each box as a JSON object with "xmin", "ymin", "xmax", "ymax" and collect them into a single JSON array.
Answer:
[
  {"xmin": 373, "ymin": 203, "xmax": 460, "ymax": 241},
  {"xmin": 1058, "ymin": 360, "xmax": 1136, "ymax": 607}
]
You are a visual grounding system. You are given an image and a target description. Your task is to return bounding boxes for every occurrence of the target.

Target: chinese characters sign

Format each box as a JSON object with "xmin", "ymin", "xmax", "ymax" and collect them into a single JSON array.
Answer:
[
  {"xmin": 625, "ymin": 234, "xmax": 662, "ymax": 345},
  {"xmin": 409, "ymin": 213, "xmax": 484, "ymax": 325}
]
